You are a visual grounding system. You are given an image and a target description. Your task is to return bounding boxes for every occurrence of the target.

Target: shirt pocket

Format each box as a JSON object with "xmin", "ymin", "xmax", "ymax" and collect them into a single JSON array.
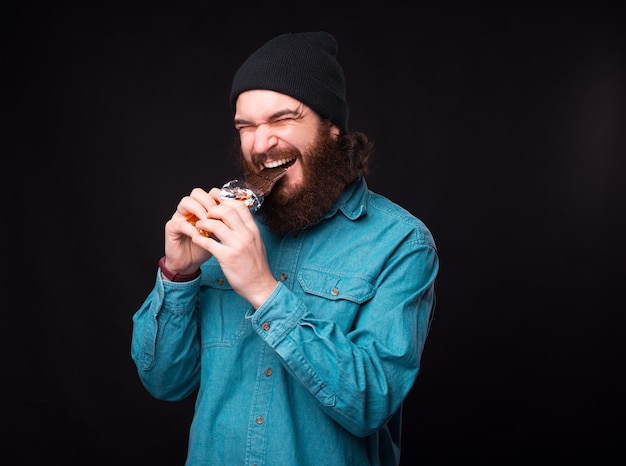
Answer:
[
  {"xmin": 297, "ymin": 266, "xmax": 376, "ymax": 326},
  {"xmin": 198, "ymin": 264, "xmax": 252, "ymax": 347}
]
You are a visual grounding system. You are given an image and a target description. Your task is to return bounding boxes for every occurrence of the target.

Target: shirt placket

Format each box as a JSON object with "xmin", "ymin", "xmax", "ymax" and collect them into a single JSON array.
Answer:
[
  {"xmin": 245, "ymin": 344, "xmax": 275, "ymax": 466},
  {"xmin": 245, "ymin": 232, "xmax": 304, "ymax": 465}
]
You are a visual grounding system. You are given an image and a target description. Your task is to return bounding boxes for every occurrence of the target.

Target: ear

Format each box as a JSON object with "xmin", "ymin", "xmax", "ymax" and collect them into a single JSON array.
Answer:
[{"xmin": 330, "ymin": 125, "xmax": 341, "ymax": 139}]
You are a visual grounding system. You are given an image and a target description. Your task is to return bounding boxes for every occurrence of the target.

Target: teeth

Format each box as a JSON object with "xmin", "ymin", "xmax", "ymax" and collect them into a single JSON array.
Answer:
[{"xmin": 264, "ymin": 157, "xmax": 295, "ymax": 168}]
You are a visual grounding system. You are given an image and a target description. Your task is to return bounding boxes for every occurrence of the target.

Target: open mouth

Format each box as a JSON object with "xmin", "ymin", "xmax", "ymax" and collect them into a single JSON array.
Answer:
[{"xmin": 263, "ymin": 156, "xmax": 296, "ymax": 169}]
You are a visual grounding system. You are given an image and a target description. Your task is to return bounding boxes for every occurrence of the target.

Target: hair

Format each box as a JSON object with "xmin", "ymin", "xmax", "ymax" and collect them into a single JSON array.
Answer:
[{"xmin": 336, "ymin": 126, "xmax": 374, "ymax": 180}]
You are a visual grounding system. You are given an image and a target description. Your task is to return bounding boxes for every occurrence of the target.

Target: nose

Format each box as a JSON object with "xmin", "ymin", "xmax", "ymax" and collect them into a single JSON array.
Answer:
[{"xmin": 252, "ymin": 123, "xmax": 279, "ymax": 154}]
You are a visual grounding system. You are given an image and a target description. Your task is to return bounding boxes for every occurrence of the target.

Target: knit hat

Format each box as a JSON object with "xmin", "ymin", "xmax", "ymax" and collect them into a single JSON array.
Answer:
[{"xmin": 230, "ymin": 31, "xmax": 349, "ymax": 133}]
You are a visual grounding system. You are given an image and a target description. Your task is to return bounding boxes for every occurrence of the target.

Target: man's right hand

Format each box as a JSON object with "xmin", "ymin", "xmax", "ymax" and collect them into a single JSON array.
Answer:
[{"xmin": 162, "ymin": 187, "xmax": 222, "ymax": 277}]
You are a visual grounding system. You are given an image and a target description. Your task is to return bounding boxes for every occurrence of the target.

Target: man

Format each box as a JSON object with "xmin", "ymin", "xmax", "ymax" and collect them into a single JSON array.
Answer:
[{"xmin": 131, "ymin": 31, "xmax": 438, "ymax": 465}]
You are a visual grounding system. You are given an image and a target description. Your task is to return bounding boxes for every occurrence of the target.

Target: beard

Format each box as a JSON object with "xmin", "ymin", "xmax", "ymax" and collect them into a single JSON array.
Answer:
[{"xmin": 237, "ymin": 122, "xmax": 357, "ymax": 234}]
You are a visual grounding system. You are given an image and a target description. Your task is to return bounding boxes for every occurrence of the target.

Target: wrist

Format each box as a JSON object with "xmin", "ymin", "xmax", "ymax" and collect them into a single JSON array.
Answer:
[{"xmin": 158, "ymin": 256, "xmax": 201, "ymax": 282}]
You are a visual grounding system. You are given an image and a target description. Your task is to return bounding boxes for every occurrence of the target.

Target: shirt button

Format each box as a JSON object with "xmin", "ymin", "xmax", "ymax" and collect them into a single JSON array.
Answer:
[
  {"xmin": 331, "ymin": 287, "xmax": 339, "ymax": 296},
  {"xmin": 264, "ymin": 367, "xmax": 273, "ymax": 376},
  {"xmin": 261, "ymin": 322, "xmax": 270, "ymax": 331},
  {"xmin": 279, "ymin": 272, "xmax": 288, "ymax": 281},
  {"xmin": 217, "ymin": 277, "xmax": 225, "ymax": 285},
  {"xmin": 256, "ymin": 416, "xmax": 264, "ymax": 425}
]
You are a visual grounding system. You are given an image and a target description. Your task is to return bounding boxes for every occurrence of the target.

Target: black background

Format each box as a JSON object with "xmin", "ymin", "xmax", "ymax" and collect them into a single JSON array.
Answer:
[{"xmin": 9, "ymin": 2, "xmax": 625, "ymax": 464}]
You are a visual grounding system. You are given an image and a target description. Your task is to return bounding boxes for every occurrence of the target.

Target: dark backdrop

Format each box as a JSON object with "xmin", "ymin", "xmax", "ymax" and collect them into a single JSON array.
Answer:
[{"xmin": 10, "ymin": 2, "xmax": 625, "ymax": 464}]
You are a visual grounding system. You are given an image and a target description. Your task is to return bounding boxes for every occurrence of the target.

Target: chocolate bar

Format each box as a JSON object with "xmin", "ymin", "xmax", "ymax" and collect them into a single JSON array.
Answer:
[{"xmin": 188, "ymin": 166, "xmax": 288, "ymax": 236}]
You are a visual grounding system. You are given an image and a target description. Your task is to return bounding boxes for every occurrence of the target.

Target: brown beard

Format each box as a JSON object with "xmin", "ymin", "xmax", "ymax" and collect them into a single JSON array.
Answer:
[{"xmin": 237, "ymin": 121, "xmax": 359, "ymax": 234}]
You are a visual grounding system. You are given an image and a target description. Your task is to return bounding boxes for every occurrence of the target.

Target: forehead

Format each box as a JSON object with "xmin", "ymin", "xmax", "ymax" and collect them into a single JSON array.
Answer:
[{"xmin": 234, "ymin": 89, "xmax": 305, "ymax": 120}]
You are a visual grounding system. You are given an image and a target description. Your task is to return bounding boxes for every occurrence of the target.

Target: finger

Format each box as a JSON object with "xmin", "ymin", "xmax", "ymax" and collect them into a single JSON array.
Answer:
[
  {"xmin": 175, "ymin": 188, "xmax": 221, "ymax": 230},
  {"xmin": 206, "ymin": 199, "xmax": 252, "ymax": 232},
  {"xmin": 190, "ymin": 187, "xmax": 222, "ymax": 205},
  {"xmin": 167, "ymin": 212, "xmax": 207, "ymax": 240},
  {"xmin": 193, "ymin": 204, "xmax": 252, "ymax": 247}
]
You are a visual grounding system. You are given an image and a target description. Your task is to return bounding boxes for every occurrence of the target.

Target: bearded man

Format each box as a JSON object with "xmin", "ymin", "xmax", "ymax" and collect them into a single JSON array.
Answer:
[{"xmin": 131, "ymin": 31, "xmax": 439, "ymax": 466}]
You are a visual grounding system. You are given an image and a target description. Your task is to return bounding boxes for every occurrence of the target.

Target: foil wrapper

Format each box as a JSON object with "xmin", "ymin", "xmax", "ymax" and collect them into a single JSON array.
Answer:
[{"xmin": 219, "ymin": 179, "xmax": 264, "ymax": 213}]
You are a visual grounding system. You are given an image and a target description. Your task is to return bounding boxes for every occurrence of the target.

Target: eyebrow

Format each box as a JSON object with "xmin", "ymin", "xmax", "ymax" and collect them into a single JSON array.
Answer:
[{"xmin": 234, "ymin": 108, "xmax": 302, "ymax": 126}]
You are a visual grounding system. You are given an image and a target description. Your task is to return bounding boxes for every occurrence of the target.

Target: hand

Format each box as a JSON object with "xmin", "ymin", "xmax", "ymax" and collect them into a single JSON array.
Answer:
[
  {"xmin": 192, "ymin": 192, "xmax": 278, "ymax": 309},
  {"xmin": 163, "ymin": 187, "xmax": 220, "ymax": 276}
]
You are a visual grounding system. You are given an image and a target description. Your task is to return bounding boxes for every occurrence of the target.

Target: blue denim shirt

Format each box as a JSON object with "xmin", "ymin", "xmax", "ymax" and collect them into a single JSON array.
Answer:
[{"xmin": 131, "ymin": 177, "xmax": 438, "ymax": 466}]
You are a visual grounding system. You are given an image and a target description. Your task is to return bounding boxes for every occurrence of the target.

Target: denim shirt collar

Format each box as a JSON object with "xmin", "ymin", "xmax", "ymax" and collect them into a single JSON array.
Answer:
[{"xmin": 323, "ymin": 176, "xmax": 368, "ymax": 221}]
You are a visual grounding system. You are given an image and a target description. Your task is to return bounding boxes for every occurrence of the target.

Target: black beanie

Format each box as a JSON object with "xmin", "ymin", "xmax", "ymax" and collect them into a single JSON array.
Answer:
[{"xmin": 230, "ymin": 31, "xmax": 349, "ymax": 133}]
